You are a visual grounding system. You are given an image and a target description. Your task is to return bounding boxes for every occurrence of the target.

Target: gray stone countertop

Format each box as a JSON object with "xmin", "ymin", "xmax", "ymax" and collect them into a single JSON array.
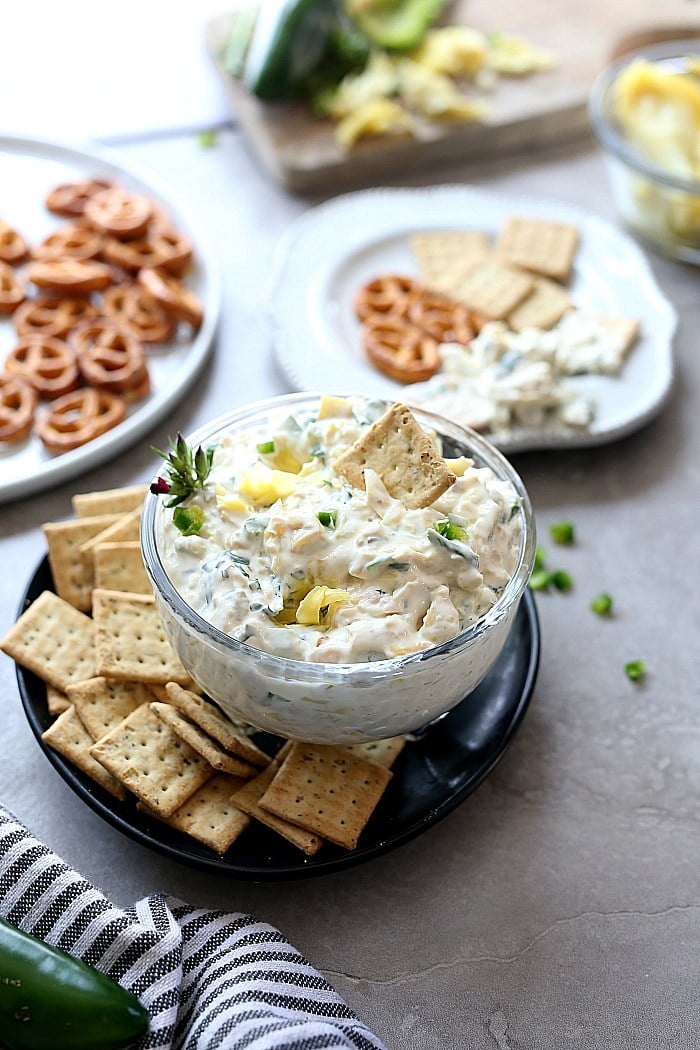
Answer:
[{"xmin": 1, "ymin": 128, "xmax": 698, "ymax": 1050}]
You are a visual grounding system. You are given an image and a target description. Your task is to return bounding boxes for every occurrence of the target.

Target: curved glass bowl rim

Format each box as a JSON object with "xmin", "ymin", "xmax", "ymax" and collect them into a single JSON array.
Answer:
[
  {"xmin": 141, "ymin": 391, "xmax": 536, "ymax": 681},
  {"xmin": 588, "ymin": 38, "xmax": 700, "ymax": 196}
]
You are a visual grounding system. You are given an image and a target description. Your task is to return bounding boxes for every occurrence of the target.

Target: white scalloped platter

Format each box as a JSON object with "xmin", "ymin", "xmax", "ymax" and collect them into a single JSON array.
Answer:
[
  {"xmin": 0, "ymin": 136, "xmax": 221, "ymax": 503},
  {"xmin": 268, "ymin": 186, "xmax": 677, "ymax": 453}
]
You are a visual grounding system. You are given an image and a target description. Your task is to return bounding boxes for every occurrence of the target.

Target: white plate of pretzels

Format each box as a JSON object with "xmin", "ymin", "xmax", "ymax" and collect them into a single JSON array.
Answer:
[
  {"xmin": 0, "ymin": 135, "xmax": 220, "ymax": 503},
  {"xmin": 268, "ymin": 185, "xmax": 677, "ymax": 453}
]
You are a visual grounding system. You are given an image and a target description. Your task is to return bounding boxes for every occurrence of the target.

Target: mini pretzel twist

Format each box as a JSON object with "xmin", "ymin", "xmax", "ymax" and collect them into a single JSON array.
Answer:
[
  {"xmin": 362, "ymin": 317, "xmax": 440, "ymax": 384},
  {"xmin": 407, "ymin": 292, "xmax": 474, "ymax": 345},
  {"xmin": 71, "ymin": 318, "xmax": 150, "ymax": 399},
  {"xmin": 28, "ymin": 258, "xmax": 113, "ymax": 295},
  {"xmin": 0, "ymin": 220, "xmax": 29, "ymax": 265},
  {"xmin": 0, "ymin": 262, "xmax": 25, "ymax": 314},
  {"xmin": 13, "ymin": 297, "xmax": 98, "ymax": 338},
  {"xmin": 33, "ymin": 223, "xmax": 104, "ymax": 262},
  {"xmin": 102, "ymin": 284, "xmax": 175, "ymax": 344},
  {"xmin": 354, "ymin": 274, "xmax": 422, "ymax": 323},
  {"xmin": 102, "ymin": 227, "xmax": 192, "ymax": 276},
  {"xmin": 45, "ymin": 178, "xmax": 113, "ymax": 217},
  {"xmin": 0, "ymin": 374, "xmax": 37, "ymax": 443},
  {"xmin": 35, "ymin": 387, "xmax": 127, "ymax": 452},
  {"xmin": 84, "ymin": 187, "xmax": 153, "ymax": 240},
  {"xmin": 5, "ymin": 335, "xmax": 81, "ymax": 400},
  {"xmin": 138, "ymin": 267, "xmax": 203, "ymax": 327}
]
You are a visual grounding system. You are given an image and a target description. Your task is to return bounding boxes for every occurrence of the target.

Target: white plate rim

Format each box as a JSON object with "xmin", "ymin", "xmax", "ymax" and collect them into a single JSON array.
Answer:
[
  {"xmin": 267, "ymin": 184, "xmax": 677, "ymax": 454},
  {"xmin": 0, "ymin": 133, "xmax": 221, "ymax": 503}
]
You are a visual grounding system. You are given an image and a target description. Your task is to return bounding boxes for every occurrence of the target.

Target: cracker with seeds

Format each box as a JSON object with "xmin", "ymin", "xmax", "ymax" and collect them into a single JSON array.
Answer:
[
  {"xmin": 92, "ymin": 589, "xmax": 193, "ymax": 686},
  {"xmin": 449, "ymin": 260, "xmax": 533, "ymax": 320},
  {"xmin": 345, "ymin": 736, "xmax": 406, "ymax": 769},
  {"xmin": 497, "ymin": 215, "xmax": 579, "ymax": 282},
  {"xmin": 47, "ymin": 685, "xmax": 71, "ymax": 716},
  {"xmin": 0, "ymin": 591, "xmax": 95, "ymax": 692},
  {"xmin": 164, "ymin": 683, "xmax": 269, "ymax": 767},
  {"xmin": 44, "ymin": 514, "xmax": 122, "ymax": 611},
  {"xmin": 79, "ymin": 507, "xmax": 141, "ymax": 555},
  {"xmin": 410, "ymin": 230, "xmax": 490, "ymax": 294},
  {"xmin": 90, "ymin": 703, "xmax": 212, "ymax": 817},
  {"xmin": 66, "ymin": 676, "xmax": 151, "ymax": 739},
  {"xmin": 72, "ymin": 485, "xmax": 148, "ymax": 519},
  {"xmin": 151, "ymin": 702, "xmax": 258, "ymax": 778},
  {"xmin": 231, "ymin": 758, "xmax": 323, "ymax": 856},
  {"xmin": 42, "ymin": 706, "xmax": 127, "ymax": 800},
  {"xmin": 333, "ymin": 402, "xmax": 455, "ymax": 510},
  {"xmin": 258, "ymin": 742, "xmax": 392, "ymax": 850},
  {"xmin": 160, "ymin": 773, "xmax": 251, "ymax": 854},
  {"xmin": 94, "ymin": 541, "xmax": 152, "ymax": 595},
  {"xmin": 507, "ymin": 276, "xmax": 572, "ymax": 332}
]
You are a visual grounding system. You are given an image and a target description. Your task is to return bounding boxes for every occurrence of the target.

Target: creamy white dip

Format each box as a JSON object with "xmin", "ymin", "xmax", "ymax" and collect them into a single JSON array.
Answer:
[
  {"xmin": 158, "ymin": 396, "xmax": 522, "ymax": 665},
  {"xmin": 410, "ymin": 311, "xmax": 636, "ymax": 438}
]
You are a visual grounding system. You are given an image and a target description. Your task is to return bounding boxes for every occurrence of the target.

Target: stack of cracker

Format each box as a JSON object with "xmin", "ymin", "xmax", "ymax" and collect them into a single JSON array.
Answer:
[
  {"xmin": 1, "ymin": 484, "xmax": 402, "ymax": 856},
  {"xmin": 410, "ymin": 214, "xmax": 580, "ymax": 333}
]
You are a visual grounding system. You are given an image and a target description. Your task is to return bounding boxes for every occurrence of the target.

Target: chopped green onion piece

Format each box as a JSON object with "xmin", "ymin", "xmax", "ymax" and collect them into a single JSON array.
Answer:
[
  {"xmin": 256, "ymin": 440, "xmax": 275, "ymax": 455},
  {"xmin": 549, "ymin": 521, "xmax": 575, "ymax": 544},
  {"xmin": 528, "ymin": 569, "xmax": 551, "ymax": 591},
  {"xmin": 591, "ymin": 593, "xmax": 613, "ymax": 616},
  {"xmin": 533, "ymin": 546, "xmax": 547, "ymax": 572},
  {"xmin": 551, "ymin": 570, "xmax": 572, "ymax": 592},
  {"xmin": 172, "ymin": 506, "xmax": 205, "ymax": 536},
  {"xmin": 624, "ymin": 660, "xmax": 645, "ymax": 682},
  {"xmin": 432, "ymin": 519, "xmax": 467, "ymax": 542},
  {"xmin": 317, "ymin": 509, "xmax": 337, "ymax": 528},
  {"xmin": 197, "ymin": 128, "xmax": 218, "ymax": 148}
]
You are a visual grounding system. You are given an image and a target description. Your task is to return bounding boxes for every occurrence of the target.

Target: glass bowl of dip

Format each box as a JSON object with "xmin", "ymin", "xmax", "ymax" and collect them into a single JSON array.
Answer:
[
  {"xmin": 141, "ymin": 393, "xmax": 536, "ymax": 744},
  {"xmin": 589, "ymin": 38, "xmax": 700, "ymax": 264}
]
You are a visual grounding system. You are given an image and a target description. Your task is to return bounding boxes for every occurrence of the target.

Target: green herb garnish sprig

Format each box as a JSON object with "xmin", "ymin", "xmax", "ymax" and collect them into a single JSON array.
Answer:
[{"xmin": 151, "ymin": 433, "xmax": 215, "ymax": 508}]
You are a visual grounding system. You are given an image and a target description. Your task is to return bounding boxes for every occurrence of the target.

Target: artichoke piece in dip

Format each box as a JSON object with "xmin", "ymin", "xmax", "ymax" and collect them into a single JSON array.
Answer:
[{"xmin": 158, "ymin": 397, "xmax": 522, "ymax": 664}]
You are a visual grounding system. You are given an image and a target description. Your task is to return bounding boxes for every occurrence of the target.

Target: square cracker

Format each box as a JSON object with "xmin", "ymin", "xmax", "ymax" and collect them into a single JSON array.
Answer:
[
  {"xmin": 42, "ymin": 706, "xmax": 127, "ymax": 800},
  {"xmin": 497, "ymin": 216, "xmax": 579, "ymax": 282},
  {"xmin": 72, "ymin": 484, "xmax": 148, "ymax": 518},
  {"xmin": 94, "ymin": 541, "xmax": 152, "ymax": 595},
  {"xmin": 43, "ymin": 514, "xmax": 122, "ymax": 612},
  {"xmin": 449, "ymin": 260, "xmax": 533, "ymax": 319},
  {"xmin": 410, "ymin": 230, "xmax": 490, "ymax": 293},
  {"xmin": 345, "ymin": 736, "xmax": 406, "ymax": 769},
  {"xmin": 66, "ymin": 676, "xmax": 151, "ymax": 739},
  {"xmin": 0, "ymin": 590, "xmax": 95, "ymax": 692},
  {"xmin": 597, "ymin": 316, "xmax": 640, "ymax": 356},
  {"xmin": 333, "ymin": 402, "xmax": 455, "ymax": 510},
  {"xmin": 164, "ymin": 683, "xmax": 269, "ymax": 767},
  {"xmin": 162, "ymin": 773, "xmax": 251, "ymax": 854},
  {"xmin": 151, "ymin": 702, "xmax": 258, "ymax": 778},
  {"xmin": 79, "ymin": 507, "xmax": 141, "ymax": 555},
  {"xmin": 47, "ymin": 685, "xmax": 71, "ymax": 716},
  {"xmin": 231, "ymin": 759, "xmax": 323, "ymax": 856},
  {"xmin": 92, "ymin": 589, "xmax": 193, "ymax": 686},
  {"xmin": 258, "ymin": 742, "xmax": 392, "ymax": 851},
  {"xmin": 90, "ymin": 703, "xmax": 212, "ymax": 817},
  {"xmin": 507, "ymin": 276, "xmax": 572, "ymax": 332}
]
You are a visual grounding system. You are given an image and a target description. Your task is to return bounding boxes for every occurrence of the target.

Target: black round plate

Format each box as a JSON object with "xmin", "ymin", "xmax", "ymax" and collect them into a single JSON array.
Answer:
[{"xmin": 16, "ymin": 557, "xmax": 540, "ymax": 880}]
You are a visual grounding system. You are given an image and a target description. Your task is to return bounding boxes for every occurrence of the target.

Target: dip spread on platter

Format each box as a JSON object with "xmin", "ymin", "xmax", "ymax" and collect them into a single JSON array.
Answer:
[{"xmin": 157, "ymin": 396, "xmax": 522, "ymax": 664}]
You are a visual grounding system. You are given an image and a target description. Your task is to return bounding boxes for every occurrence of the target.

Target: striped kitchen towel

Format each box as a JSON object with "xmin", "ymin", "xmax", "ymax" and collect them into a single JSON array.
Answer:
[{"xmin": 0, "ymin": 804, "xmax": 386, "ymax": 1049}]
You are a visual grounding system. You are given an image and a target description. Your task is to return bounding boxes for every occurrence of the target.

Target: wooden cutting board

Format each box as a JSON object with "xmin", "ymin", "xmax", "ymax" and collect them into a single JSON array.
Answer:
[{"xmin": 206, "ymin": 1, "xmax": 699, "ymax": 194}]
